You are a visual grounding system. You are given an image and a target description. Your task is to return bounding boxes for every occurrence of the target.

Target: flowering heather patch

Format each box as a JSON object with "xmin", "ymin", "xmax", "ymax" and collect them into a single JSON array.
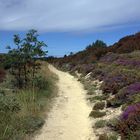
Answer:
[
  {"xmin": 121, "ymin": 103, "xmax": 140, "ymax": 120},
  {"xmin": 115, "ymin": 59, "xmax": 140, "ymax": 67},
  {"xmin": 127, "ymin": 82, "xmax": 140, "ymax": 93},
  {"xmin": 118, "ymin": 103, "xmax": 140, "ymax": 139},
  {"xmin": 116, "ymin": 82, "xmax": 140, "ymax": 102},
  {"xmin": 101, "ymin": 66, "xmax": 140, "ymax": 95},
  {"xmin": 101, "ymin": 74, "xmax": 128, "ymax": 94}
]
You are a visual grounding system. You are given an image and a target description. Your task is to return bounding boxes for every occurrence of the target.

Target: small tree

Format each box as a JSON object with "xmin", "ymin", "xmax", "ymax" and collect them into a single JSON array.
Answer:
[{"xmin": 7, "ymin": 29, "xmax": 47, "ymax": 88}]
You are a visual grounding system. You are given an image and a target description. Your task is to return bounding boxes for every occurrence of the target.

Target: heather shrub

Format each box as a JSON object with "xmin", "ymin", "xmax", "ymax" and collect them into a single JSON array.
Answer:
[
  {"xmin": 117, "ymin": 103, "xmax": 140, "ymax": 139},
  {"xmin": 98, "ymin": 133, "xmax": 108, "ymax": 140},
  {"xmin": 91, "ymin": 68, "xmax": 104, "ymax": 79},
  {"xmin": 93, "ymin": 102, "xmax": 105, "ymax": 110},
  {"xmin": 94, "ymin": 120, "xmax": 106, "ymax": 128},
  {"xmin": 88, "ymin": 95, "xmax": 109, "ymax": 102},
  {"xmin": 101, "ymin": 75, "xmax": 126, "ymax": 94},
  {"xmin": 114, "ymin": 82, "xmax": 140, "ymax": 105},
  {"xmin": 115, "ymin": 58, "xmax": 140, "ymax": 68},
  {"xmin": 99, "ymin": 133, "xmax": 119, "ymax": 140},
  {"xmin": 107, "ymin": 118, "xmax": 119, "ymax": 130},
  {"xmin": 121, "ymin": 103, "xmax": 140, "ymax": 120},
  {"xmin": 101, "ymin": 68, "xmax": 140, "ymax": 94},
  {"xmin": 89, "ymin": 110, "xmax": 106, "ymax": 118},
  {"xmin": 130, "ymin": 94, "xmax": 140, "ymax": 104},
  {"xmin": 107, "ymin": 98, "xmax": 122, "ymax": 108},
  {"xmin": 108, "ymin": 133, "xmax": 118, "ymax": 140}
]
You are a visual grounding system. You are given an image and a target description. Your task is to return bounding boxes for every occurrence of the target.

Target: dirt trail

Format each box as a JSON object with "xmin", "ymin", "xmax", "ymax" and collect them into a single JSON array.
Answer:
[{"xmin": 34, "ymin": 65, "xmax": 95, "ymax": 140}]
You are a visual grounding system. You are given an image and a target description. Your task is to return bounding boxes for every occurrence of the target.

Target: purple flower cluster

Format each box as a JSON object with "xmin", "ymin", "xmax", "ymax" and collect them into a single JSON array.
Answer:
[
  {"xmin": 115, "ymin": 59, "xmax": 140, "ymax": 67},
  {"xmin": 116, "ymin": 83, "xmax": 140, "ymax": 101},
  {"xmin": 121, "ymin": 103, "xmax": 140, "ymax": 120},
  {"xmin": 127, "ymin": 82, "xmax": 140, "ymax": 93},
  {"xmin": 102, "ymin": 75, "xmax": 127, "ymax": 93}
]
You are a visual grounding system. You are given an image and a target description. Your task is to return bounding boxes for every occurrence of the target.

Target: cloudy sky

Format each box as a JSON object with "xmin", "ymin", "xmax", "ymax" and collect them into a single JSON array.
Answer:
[{"xmin": 0, "ymin": 0, "xmax": 140, "ymax": 56}]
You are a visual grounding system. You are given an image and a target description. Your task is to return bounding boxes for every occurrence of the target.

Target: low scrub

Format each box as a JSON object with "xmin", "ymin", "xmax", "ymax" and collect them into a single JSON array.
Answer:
[
  {"xmin": 98, "ymin": 133, "xmax": 119, "ymax": 140},
  {"xmin": 0, "ymin": 63, "xmax": 57, "ymax": 140},
  {"xmin": 89, "ymin": 110, "xmax": 106, "ymax": 118},
  {"xmin": 107, "ymin": 118, "xmax": 119, "ymax": 130},
  {"xmin": 117, "ymin": 103, "xmax": 140, "ymax": 139},
  {"xmin": 93, "ymin": 102, "xmax": 105, "ymax": 110},
  {"xmin": 88, "ymin": 95, "xmax": 109, "ymax": 102},
  {"xmin": 94, "ymin": 120, "xmax": 106, "ymax": 128}
]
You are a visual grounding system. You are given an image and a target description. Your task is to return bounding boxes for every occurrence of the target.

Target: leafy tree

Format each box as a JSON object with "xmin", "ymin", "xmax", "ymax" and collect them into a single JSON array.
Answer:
[
  {"xmin": 94, "ymin": 40, "xmax": 107, "ymax": 48},
  {"xmin": 7, "ymin": 29, "xmax": 47, "ymax": 88}
]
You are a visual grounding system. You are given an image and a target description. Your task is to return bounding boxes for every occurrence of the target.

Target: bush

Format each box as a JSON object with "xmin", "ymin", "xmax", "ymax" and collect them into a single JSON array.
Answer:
[
  {"xmin": 98, "ymin": 133, "xmax": 108, "ymax": 140},
  {"xmin": 98, "ymin": 133, "xmax": 119, "ymax": 140},
  {"xmin": 89, "ymin": 110, "xmax": 106, "ymax": 118},
  {"xmin": 93, "ymin": 102, "xmax": 105, "ymax": 110},
  {"xmin": 108, "ymin": 133, "xmax": 118, "ymax": 140},
  {"xmin": 101, "ymin": 69, "xmax": 140, "ymax": 95},
  {"xmin": 117, "ymin": 103, "xmax": 140, "ymax": 139},
  {"xmin": 115, "ymin": 82, "xmax": 140, "ymax": 103},
  {"xmin": 94, "ymin": 120, "xmax": 106, "ymax": 128},
  {"xmin": 107, "ymin": 98, "xmax": 122, "ymax": 108},
  {"xmin": 107, "ymin": 118, "xmax": 119, "ymax": 130},
  {"xmin": 88, "ymin": 95, "xmax": 109, "ymax": 102}
]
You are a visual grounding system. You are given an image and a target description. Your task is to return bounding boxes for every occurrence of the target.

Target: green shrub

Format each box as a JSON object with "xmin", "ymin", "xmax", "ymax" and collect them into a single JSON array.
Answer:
[
  {"xmin": 88, "ymin": 95, "xmax": 108, "ymax": 102},
  {"xmin": 117, "ymin": 104, "xmax": 140, "ymax": 140},
  {"xmin": 107, "ymin": 98, "xmax": 122, "ymax": 108},
  {"xmin": 89, "ymin": 110, "xmax": 106, "ymax": 118},
  {"xmin": 93, "ymin": 102, "xmax": 105, "ymax": 110},
  {"xmin": 94, "ymin": 120, "xmax": 106, "ymax": 128},
  {"xmin": 107, "ymin": 118, "xmax": 119, "ymax": 130},
  {"xmin": 108, "ymin": 133, "xmax": 118, "ymax": 140},
  {"xmin": 98, "ymin": 133, "xmax": 119, "ymax": 140},
  {"xmin": 98, "ymin": 133, "xmax": 108, "ymax": 140},
  {"xmin": 87, "ymin": 91, "xmax": 95, "ymax": 95}
]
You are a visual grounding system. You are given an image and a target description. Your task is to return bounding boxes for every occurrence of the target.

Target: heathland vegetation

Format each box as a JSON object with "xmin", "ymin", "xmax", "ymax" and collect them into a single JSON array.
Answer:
[
  {"xmin": 0, "ymin": 30, "xmax": 57, "ymax": 140},
  {"xmin": 49, "ymin": 32, "xmax": 140, "ymax": 140}
]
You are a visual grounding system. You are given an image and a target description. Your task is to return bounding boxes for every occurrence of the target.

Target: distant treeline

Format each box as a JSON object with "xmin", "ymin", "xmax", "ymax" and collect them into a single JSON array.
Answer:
[{"xmin": 47, "ymin": 32, "xmax": 140, "ymax": 65}]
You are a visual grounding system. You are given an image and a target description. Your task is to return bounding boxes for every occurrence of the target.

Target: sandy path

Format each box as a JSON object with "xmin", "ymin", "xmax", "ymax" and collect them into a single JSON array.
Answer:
[{"xmin": 34, "ymin": 65, "xmax": 95, "ymax": 140}]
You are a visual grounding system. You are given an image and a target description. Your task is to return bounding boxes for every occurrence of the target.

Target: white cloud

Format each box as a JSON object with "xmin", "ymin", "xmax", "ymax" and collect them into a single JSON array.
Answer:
[{"xmin": 0, "ymin": 0, "xmax": 140, "ymax": 32}]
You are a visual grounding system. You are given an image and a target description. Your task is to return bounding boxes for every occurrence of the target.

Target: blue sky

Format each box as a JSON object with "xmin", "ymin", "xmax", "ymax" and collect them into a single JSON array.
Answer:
[{"xmin": 0, "ymin": 0, "xmax": 140, "ymax": 56}]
